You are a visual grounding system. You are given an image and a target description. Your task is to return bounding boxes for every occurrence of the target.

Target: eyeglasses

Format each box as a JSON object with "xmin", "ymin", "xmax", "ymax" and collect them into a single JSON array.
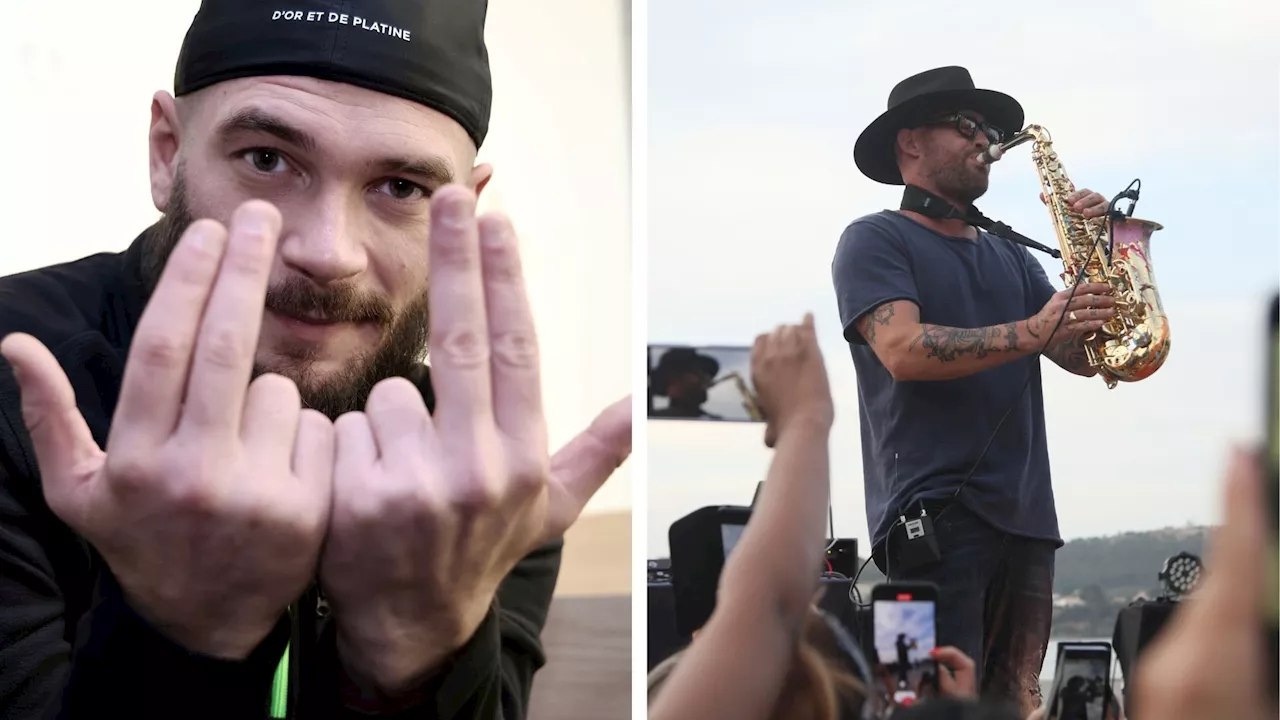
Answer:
[{"xmin": 922, "ymin": 113, "xmax": 1005, "ymax": 145}]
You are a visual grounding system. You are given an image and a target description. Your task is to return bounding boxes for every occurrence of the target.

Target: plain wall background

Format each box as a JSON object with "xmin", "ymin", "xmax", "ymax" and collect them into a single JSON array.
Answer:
[{"xmin": 0, "ymin": 0, "xmax": 633, "ymax": 516}]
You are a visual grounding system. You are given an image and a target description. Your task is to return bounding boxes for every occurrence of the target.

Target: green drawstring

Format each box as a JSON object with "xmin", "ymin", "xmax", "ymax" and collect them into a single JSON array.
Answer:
[{"xmin": 269, "ymin": 642, "xmax": 290, "ymax": 718}]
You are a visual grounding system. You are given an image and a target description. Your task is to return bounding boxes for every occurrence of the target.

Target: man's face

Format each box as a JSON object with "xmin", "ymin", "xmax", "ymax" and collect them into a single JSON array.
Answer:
[
  {"xmin": 145, "ymin": 76, "xmax": 487, "ymax": 419},
  {"xmin": 669, "ymin": 368, "xmax": 711, "ymax": 405},
  {"xmin": 913, "ymin": 110, "xmax": 992, "ymax": 205}
]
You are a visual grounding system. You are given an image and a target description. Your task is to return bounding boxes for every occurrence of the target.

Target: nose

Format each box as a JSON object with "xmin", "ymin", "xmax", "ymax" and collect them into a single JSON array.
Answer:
[{"xmin": 276, "ymin": 195, "xmax": 367, "ymax": 285}]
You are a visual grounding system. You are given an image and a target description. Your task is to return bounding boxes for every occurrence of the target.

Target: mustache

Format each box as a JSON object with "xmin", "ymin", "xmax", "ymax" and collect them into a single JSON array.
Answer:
[{"xmin": 264, "ymin": 276, "xmax": 395, "ymax": 325}]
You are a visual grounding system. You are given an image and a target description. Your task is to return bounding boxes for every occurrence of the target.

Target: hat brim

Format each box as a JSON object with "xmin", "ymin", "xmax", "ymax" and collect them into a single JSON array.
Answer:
[{"xmin": 853, "ymin": 88, "xmax": 1025, "ymax": 186}]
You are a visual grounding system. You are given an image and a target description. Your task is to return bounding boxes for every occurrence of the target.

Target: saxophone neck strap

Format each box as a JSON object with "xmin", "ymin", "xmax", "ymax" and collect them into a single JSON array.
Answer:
[{"xmin": 899, "ymin": 185, "xmax": 1062, "ymax": 259}]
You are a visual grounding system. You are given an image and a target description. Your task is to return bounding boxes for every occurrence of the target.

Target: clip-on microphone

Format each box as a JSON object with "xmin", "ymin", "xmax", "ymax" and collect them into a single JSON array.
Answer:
[{"xmin": 900, "ymin": 185, "xmax": 1062, "ymax": 259}]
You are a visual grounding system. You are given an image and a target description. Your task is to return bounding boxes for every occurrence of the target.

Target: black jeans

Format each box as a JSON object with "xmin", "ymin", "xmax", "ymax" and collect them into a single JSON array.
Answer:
[{"xmin": 875, "ymin": 501, "xmax": 1056, "ymax": 715}]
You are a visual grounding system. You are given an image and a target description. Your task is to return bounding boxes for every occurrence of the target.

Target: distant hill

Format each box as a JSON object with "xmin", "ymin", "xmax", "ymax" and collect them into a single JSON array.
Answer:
[
  {"xmin": 1050, "ymin": 525, "xmax": 1207, "ymax": 636},
  {"xmin": 848, "ymin": 525, "xmax": 1208, "ymax": 637}
]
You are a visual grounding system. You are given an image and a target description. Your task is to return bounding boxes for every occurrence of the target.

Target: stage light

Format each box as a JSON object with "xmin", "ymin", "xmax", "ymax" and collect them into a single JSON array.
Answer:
[{"xmin": 1158, "ymin": 551, "xmax": 1203, "ymax": 600}]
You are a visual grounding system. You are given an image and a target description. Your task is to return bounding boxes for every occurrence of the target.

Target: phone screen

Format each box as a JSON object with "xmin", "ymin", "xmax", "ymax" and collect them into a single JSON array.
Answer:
[
  {"xmin": 871, "ymin": 585, "xmax": 938, "ymax": 708},
  {"xmin": 1046, "ymin": 644, "xmax": 1112, "ymax": 720},
  {"xmin": 647, "ymin": 344, "xmax": 763, "ymax": 422},
  {"xmin": 1265, "ymin": 293, "xmax": 1278, "ymax": 701}
]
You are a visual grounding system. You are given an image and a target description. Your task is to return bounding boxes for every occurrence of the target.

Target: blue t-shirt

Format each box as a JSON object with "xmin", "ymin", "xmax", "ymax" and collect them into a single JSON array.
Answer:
[{"xmin": 831, "ymin": 210, "xmax": 1064, "ymax": 550}]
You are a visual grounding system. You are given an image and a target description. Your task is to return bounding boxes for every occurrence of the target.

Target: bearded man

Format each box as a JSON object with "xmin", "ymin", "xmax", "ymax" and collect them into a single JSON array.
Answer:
[{"xmin": 0, "ymin": 1, "xmax": 630, "ymax": 718}]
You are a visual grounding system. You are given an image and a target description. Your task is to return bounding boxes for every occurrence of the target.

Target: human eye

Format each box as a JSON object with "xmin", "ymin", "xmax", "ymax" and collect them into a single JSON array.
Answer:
[
  {"xmin": 374, "ymin": 178, "xmax": 430, "ymax": 203},
  {"xmin": 239, "ymin": 148, "xmax": 292, "ymax": 175}
]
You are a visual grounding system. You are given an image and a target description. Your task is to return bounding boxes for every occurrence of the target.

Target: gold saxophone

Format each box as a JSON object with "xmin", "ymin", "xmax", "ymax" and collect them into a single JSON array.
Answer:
[
  {"xmin": 981, "ymin": 125, "xmax": 1170, "ymax": 389},
  {"xmin": 710, "ymin": 371, "xmax": 765, "ymax": 420}
]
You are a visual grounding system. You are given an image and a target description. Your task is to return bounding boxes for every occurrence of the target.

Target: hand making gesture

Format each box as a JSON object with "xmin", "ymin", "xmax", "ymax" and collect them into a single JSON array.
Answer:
[
  {"xmin": 0, "ymin": 203, "xmax": 334, "ymax": 659},
  {"xmin": 320, "ymin": 185, "xmax": 633, "ymax": 693}
]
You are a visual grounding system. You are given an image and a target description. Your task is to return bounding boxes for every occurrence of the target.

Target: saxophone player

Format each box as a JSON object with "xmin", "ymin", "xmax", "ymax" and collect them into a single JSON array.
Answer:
[{"xmin": 831, "ymin": 66, "xmax": 1116, "ymax": 715}]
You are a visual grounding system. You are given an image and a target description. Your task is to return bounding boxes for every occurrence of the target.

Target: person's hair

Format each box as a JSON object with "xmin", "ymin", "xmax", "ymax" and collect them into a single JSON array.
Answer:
[{"xmin": 647, "ymin": 603, "xmax": 868, "ymax": 720}]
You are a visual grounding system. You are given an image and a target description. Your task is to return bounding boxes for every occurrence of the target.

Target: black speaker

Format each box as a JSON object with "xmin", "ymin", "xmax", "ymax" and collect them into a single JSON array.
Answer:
[
  {"xmin": 668, "ymin": 505, "xmax": 752, "ymax": 638},
  {"xmin": 1112, "ymin": 600, "xmax": 1178, "ymax": 713}
]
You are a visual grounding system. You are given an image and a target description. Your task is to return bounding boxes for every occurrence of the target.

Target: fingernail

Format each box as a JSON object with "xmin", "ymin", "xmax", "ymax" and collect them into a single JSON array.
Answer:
[
  {"xmin": 437, "ymin": 191, "xmax": 473, "ymax": 228},
  {"xmin": 479, "ymin": 215, "xmax": 513, "ymax": 248}
]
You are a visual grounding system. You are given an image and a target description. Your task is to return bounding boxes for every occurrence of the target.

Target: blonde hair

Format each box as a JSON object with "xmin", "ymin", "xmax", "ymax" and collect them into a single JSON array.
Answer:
[{"xmin": 647, "ymin": 604, "xmax": 868, "ymax": 720}]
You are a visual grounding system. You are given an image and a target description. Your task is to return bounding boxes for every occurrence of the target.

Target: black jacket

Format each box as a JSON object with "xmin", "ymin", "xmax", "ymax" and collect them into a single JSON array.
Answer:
[{"xmin": 0, "ymin": 232, "xmax": 562, "ymax": 719}]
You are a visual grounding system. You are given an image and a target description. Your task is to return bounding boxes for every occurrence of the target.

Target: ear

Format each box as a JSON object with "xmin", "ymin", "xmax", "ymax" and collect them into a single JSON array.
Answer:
[
  {"xmin": 895, "ymin": 127, "xmax": 922, "ymax": 162},
  {"xmin": 470, "ymin": 163, "xmax": 494, "ymax": 197},
  {"xmin": 148, "ymin": 92, "xmax": 182, "ymax": 213}
]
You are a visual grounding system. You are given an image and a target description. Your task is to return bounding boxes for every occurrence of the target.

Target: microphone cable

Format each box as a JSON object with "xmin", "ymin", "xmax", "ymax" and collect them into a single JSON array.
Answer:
[{"xmin": 930, "ymin": 181, "xmax": 1140, "ymax": 524}]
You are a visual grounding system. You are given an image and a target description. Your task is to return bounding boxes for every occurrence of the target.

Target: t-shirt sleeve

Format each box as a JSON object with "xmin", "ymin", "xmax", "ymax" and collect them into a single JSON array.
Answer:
[{"xmin": 830, "ymin": 218, "xmax": 920, "ymax": 345}]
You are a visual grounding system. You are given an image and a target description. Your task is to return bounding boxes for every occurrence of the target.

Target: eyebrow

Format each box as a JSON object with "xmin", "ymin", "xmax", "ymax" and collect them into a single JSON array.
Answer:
[
  {"xmin": 373, "ymin": 157, "xmax": 455, "ymax": 187},
  {"xmin": 215, "ymin": 107, "xmax": 456, "ymax": 186},
  {"xmin": 216, "ymin": 108, "xmax": 318, "ymax": 154}
]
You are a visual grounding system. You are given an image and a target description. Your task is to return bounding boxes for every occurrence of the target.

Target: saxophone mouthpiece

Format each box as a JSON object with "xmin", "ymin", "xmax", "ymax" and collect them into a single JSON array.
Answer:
[{"xmin": 978, "ymin": 145, "xmax": 1004, "ymax": 165}]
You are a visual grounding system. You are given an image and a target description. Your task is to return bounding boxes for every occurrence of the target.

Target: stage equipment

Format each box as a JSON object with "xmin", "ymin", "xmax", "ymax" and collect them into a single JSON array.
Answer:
[{"xmin": 1157, "ymin": 551, "xmax": 1203, "ymax": 601}]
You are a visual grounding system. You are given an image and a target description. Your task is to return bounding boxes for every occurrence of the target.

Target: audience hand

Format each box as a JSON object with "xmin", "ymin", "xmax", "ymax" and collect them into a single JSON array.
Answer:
[
  {"xmin": 1131, "ymin": 447, "xmax": 1271, "ymax": 720},
  {"xmin": 319, "ymin": 186, "xmax": 632, "ymax": 696},
  {"xmin": 0, "ymin": 202, "xmax": 334, "ymax": 659},
  {"xmin": 750, "ymin": 313, "xmax": 833, "ymax": 448},
  {"xmin": 931, "ymin": 646, "xmax": 978, "ymax": 700}
]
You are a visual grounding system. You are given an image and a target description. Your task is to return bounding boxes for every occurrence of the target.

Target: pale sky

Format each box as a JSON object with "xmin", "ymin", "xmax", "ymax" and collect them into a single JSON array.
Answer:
[
  {"xmin": 0, "ymin": 0, "xmax": 633, "ymax": 514},
  {"xmin": 646, "ymin": 0, "xmax": 1280, "ymax": 555}
]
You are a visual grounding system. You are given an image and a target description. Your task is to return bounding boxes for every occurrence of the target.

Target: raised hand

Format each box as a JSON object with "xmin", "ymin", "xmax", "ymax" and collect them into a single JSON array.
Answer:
[
  {"xmin": 0, "ymin": 202, "xmax": 334, "ymax": 659},
  {"xmin": 751, "ymin": 313, "xmax": 834, "ymax": 448},
  {"xmin": 319, "ymin": 185, "xmax": 631, "ymax": 693}
]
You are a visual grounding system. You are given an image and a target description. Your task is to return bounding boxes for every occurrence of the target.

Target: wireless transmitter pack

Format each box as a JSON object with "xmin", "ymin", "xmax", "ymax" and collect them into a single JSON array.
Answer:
[{"xmin": 889, "ymin": 505, "xmax": 942, "ymax": 575}]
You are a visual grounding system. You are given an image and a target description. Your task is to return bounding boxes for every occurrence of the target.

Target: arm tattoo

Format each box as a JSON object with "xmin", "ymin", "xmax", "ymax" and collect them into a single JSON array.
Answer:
[
  {"xmin": 1046, "ymin": 335, "xmax": 1095, "ymax": 375},
  {"xmin": 857, "ymin": 304, "xmax": 897, "ymax": 345},
  {"xmin": 907, "ymin": 322, "xmax": 1020, "ymax": 362}
]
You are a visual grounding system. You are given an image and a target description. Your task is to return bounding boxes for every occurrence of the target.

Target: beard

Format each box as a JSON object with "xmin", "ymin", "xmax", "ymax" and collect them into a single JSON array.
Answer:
[
  {"xmin": 922, "ymin": 141, "xmax": 990, "ymax": 207},
  {"xmin": 142, "ymin": 170, "xmax": 432, "ymax": 420}
]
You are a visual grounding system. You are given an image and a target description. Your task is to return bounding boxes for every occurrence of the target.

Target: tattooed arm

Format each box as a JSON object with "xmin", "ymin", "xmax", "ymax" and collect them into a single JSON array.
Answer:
[
  {"xmin": 1040, "ymin": 333, "xmax": 1098, "ymax": 377},
  {"xmin": 855, "ymin": 300, "xmax": 1040, "ymax": 382}
]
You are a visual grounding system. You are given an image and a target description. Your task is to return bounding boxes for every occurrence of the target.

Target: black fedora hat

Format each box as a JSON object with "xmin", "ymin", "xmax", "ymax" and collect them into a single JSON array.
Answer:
[
  {"xmin": 854, "ymin": 66, "xmax": 1024, "ymax": 186},
  {"xmin": 650, "ymin": 348, "xmax": 720, "ymax": 397}
]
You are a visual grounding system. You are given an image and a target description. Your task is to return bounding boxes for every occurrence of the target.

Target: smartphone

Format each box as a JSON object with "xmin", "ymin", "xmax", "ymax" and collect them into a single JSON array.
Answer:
[
  {"xmin": 1265, "ymin": 291, "xmax": 1278, "ymax": 703},
  {"xmin": 870, "ymin": 582, "xmax": 939, "ymax": 708},
  {"xmin": 1045, "ymin": 642, "xmax": 1113, "ymax": 720},
  {"xmin": 647, "ymin": 344, "xmax": 763, "ymax": 422}
]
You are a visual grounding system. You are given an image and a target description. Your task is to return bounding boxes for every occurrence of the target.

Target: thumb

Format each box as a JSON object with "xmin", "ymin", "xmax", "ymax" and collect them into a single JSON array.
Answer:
[
  {"xmin": 543, "ymin": 395, "xmax": 631, "ymax": 538},
  {"xmin": 0, "ymin": 334, "xmax": 103, "ymax": 516}
]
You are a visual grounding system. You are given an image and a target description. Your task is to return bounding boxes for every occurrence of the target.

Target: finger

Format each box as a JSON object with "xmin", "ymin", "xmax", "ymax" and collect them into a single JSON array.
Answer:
[
  {"xmin": 1063, "ymin": 283, "xmax": 1112, "ymax": 299},
  {"xmin": 181, "ymin": 202, "xmax": 282, "ymax": 438},
  {"xmin": 801, "ymin": 312, "xmax": 815, "ymax": 330},
  {"xmin": 1199, "ymin": 448, "xmax": 1266, "ymax": 615},
  {"xmin": 0, "ymin": 333, "xmax": 104, "ymax": 505},
  {"xmin": 478, "ymin": 213, "xmax": 544, "ymax": 444},
  {"xmin": 334, "ymin": 411, "xmax": 379, "ymax": 476},
  {"xmin": 931, "ymin": 646, "xmax": 975, "ymax": 675},
  {"xmin": 240, "ymin": 373, "xmax": 302, "ymax": 454},
  {"xmin": 543, "ymin": 396, "xmax": 631, "ymax": 538},
  {"xmin": 1066, "ymin": 293, "xmax": 1117, "ymax": 310},
  {"xmin": 364, "ymin": 377, "xmax": 433, "ymax": 466},
  {"xmin": 763, "ymin": 423, "xmax": 777, "ymax": 449},
  {"xmin": 293, "ymin": 409, "xmax": 336, "ymax": 491},
  {"xmin": 426, "ymin": 186, "xmax": 494, "ymax": 437},
  {"xmin": 113, "ymin": 220, "xmax": 229, "ymax": 444}
]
